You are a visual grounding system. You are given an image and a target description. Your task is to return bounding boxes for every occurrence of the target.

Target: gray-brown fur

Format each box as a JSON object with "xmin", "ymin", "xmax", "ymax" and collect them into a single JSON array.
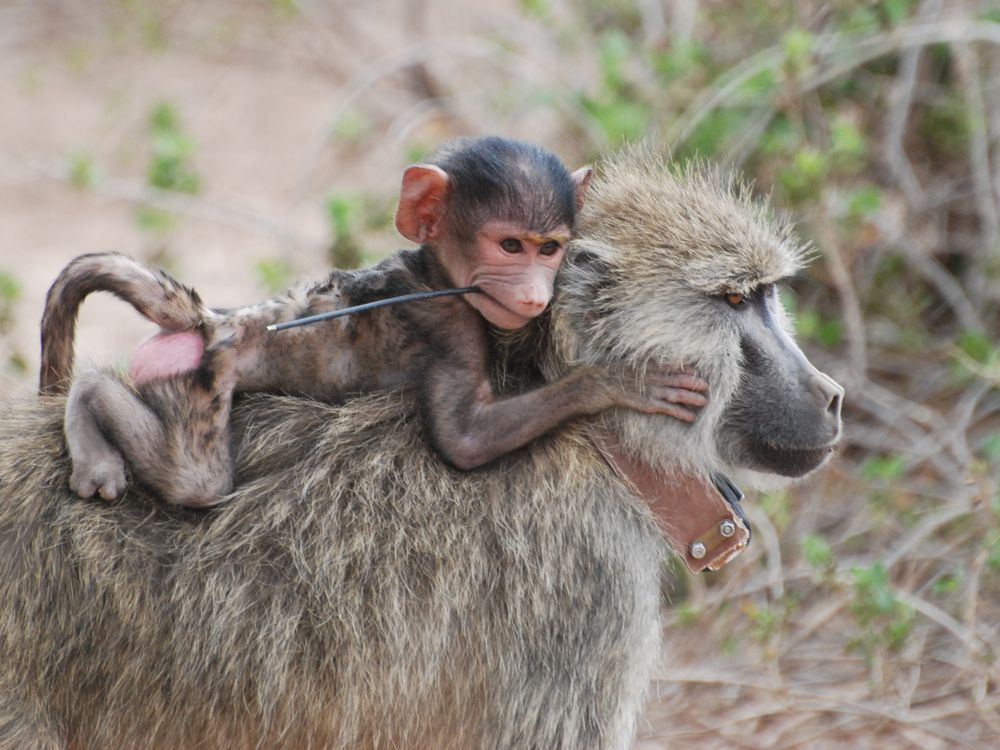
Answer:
[
  {"xmin": 1, "ymin": 151, "xmax": 842, "ymax": 749},
  {"xmin": 41, "ymin": 137, "xmax": 709, "ymax": 507}
]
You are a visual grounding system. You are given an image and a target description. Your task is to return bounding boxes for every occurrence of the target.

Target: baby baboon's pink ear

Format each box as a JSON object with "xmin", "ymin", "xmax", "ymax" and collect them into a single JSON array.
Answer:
[{"xmin": 395, "ymin": 165, "xmax": 449, "ymax": 244}]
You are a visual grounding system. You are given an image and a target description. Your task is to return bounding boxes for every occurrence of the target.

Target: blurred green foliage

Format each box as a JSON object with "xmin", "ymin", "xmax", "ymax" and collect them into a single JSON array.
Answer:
[
  {"xmin": 0, "ymin": 270, "xmax": 25, "ymax": 377},
  {"xmin": 801, "ymin": 533, "xmax": 834, "ymax": 573},
  {"xmin": 147, "ymin": 102, "xmax": 200, "ymax": 195},
  {"xmin": 254, "ymin": 258, "xmax": 294, "ymax": 296},
  {"xmin": 848, "ymin": 562, "xmax": 913, "ymax": 655},
  {"xmin": 137, "ymin": 101, "xmax": 200, "ymax": 235},
  {"xmin": 0, "ymin": 271, "xmax": 20, "ymax": 334},
  {"xmin": 539, "ymin": 1, "xmax": 1000, "ymax": 703},
  {"xmin": 68, "ymin": 151, "xmax": 94, "ymax": 190}
]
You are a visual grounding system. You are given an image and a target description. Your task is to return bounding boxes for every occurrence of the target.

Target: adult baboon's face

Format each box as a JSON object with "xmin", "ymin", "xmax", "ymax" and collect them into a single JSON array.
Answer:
[
  {"xmin": 551, "ymin": 151, "xmax": 844, "ymax": 486},
  {"xmin": 714, "ymin": 284, "xmax": 843, "ymax": 477}
]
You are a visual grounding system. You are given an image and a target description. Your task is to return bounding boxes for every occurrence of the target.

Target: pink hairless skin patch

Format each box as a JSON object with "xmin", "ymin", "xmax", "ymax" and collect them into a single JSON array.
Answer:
[{"xmin": 128, "ymin": 330, "xmax": 204, "ymax": 384}]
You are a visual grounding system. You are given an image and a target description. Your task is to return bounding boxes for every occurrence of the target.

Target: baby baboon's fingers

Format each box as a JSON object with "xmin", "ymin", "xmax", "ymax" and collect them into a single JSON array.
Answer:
[
  {"xmin": 623, "ymin": 394, "xmax": 698, "ymax": 422},
  {"xmin": 652, "ymin": 387, "xmax": 708, "ymax": 407},
  {"xmin": 647, "ymin": 372, "xmax": 708, "ymax": 392},
  {"xmin": 654, "ymin": 402, "xmax": 698, "ymax": 422}
]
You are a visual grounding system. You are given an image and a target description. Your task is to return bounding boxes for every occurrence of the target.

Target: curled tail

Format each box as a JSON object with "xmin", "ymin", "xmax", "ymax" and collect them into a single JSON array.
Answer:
[{"xmin": 39, "ymin": 252, "xmax": 206, "ymax": 394}]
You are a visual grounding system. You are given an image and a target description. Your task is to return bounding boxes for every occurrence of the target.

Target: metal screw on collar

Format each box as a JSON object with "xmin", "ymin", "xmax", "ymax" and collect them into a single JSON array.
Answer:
[
  {"xmin": 719, "ymin": 519, "xmax": 736, "ymax": 538},
  {"xmin": 690, "ymin": 542, "xmax": 707, "ymax": 560}
]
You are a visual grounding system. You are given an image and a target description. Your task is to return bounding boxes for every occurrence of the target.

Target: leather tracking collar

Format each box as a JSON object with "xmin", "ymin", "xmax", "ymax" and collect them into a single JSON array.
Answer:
[{"xmin": 590, "ymin": 429, "xmax": 751, "ymax": 573}]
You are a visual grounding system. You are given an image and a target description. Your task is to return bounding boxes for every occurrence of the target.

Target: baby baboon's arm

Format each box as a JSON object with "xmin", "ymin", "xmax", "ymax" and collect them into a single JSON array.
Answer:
[{"xmin": 422, "ymin": 352, "xmax": 707, "ymax": 471}]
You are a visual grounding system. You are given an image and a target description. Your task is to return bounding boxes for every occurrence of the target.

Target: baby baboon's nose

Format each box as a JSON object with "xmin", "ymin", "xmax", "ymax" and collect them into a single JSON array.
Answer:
[
  {"xmin": 515, "ymin": 282, "xmax": 549, "ymax": 316},
  {"xmin": 517, "ymin": 296, "xmax": 546, "ymax": 313}
]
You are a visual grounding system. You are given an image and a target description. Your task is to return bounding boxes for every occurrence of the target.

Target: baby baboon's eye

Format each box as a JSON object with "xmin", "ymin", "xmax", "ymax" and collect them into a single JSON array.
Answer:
[
  {"xmin": 500, "ymin": 238, "xmax": 524, "ymax": 253},
  {"xmin": 725, "ymin": 292, "xmax": 747, "ymax": 308},
  {"xmin": 539, "ymin": 241, "xmax": 562, "ymax": 256}
]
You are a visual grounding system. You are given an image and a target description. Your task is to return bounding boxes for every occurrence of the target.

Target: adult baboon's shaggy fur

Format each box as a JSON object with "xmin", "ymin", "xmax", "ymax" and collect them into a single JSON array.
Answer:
[{"xmin": 0, "ymin": 151, "xmax": 841, "ymax": 750}]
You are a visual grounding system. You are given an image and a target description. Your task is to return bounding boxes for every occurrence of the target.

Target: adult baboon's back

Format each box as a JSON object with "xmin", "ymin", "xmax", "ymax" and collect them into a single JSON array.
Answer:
[{"xmin": 0, "ymin": 152, "xmax": 842, "ymax": 750}]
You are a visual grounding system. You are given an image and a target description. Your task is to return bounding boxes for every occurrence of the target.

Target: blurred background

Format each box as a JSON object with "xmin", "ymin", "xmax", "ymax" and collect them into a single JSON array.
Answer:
[{"xmin": 1, "ymin": 0, "xmax": 999, "ymax": 746}]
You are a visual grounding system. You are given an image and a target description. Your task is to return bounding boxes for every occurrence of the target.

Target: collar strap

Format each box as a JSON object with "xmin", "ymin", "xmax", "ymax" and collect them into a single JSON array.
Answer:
[{"xmin": 590, "ymin": 429, "xmax": 751, "ymax": 573}]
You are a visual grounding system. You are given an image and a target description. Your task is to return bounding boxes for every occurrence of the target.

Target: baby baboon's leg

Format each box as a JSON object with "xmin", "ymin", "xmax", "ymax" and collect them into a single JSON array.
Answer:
[
  {"xmin": 64, "ymin": 371, "xmax": 131, "ymax": 500},
  {"xmin": 65, "ymin": 362, "xmax": 237, "ymax": 507}
]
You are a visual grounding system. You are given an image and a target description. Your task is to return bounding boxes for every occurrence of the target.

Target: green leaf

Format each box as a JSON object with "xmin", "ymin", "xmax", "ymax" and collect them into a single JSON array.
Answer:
[
  {"xmin": 778, "ymin": 147, "xmax": 826, "ymax": 203},
  {"xmin": 651, "ymin": 40, "xmax": 705, "ymax": 82},
  {"xmin": 957, "ymin": 331, "xmax": 999, "ymax": 366},
  {"xmin": 861, "ymin": 454, "xmax": 907, "ymax": 482},
  {"xmin": 987, "ymin": 536, "xmax": 1000, "ymax": 569},
  {"xmin": 675, "ymin": 603, "xmax": 699, "ymax": 626},
  {"xmin": 270, "ymin": 0, "xmax": 298, "ymax": 16},
  {"xmin": 782, "ymin": 28, "xmax": 814, "ymax": 73},
  {"xmin": 332, "ymin": 108, "xmax": 370, "ymax": 143},
  {"xmin": 801, "ymin": 534, "xmax": 833, "ymax": 570},
  {"xmin": 326, "ymin": 194, "xmax": 361, "ymax": 240},
  {"xmin": 6, "ymin": 352, "xmax": 27, "ymax": 374},
  {"xmin": 882, "ymin": 0, "xmax": 914, "ymax": 25},
  {"xmin": 845, "ymin": 185, "xmax": 883, "ymax": 218},
  {"xmin": 758, "ymin": 115, "xmax": 799, "ymax": 156},
  {"xmin": 0, "ymin": 270, "xmax": 21, "ymax": 303},
  {"xmin": 931, "ymin": 572, "xmax": 960, "ymax": 595},
  {"xmin": 598, "ymin": 30, "xmax": 631, "ymax": 93},
  {"xmin": 830, "ymin": 117, "xmax": 866, "ymax": 162},
  {"xmin": 580, "ymin": 95, "xmax": 649, "ymax": 144},
  {"xmin": 759, "ymin": 489, "xmax": 791, "ymax": 530},
  {"xmin": 150, "ymin": 101, "xmax": 179, "ymax": 134},
  {"xmin": 850, "ymin": 562, "xmax": 898, "ymax": 619},
  {"xmin": 981, "ymin": 433, "xmax": 1000, "ymax": 464},
  {"xmin": 737, "ymin": 67, "xmax": 778, "ymax": 101},
  {"xmin": 68, "ymin": 151, "xmax": 94, "ymax": 190},
  {"xmin": 136, "ymin": 207, "xmax": 175, "ymax": 234},
  {"xmin": 254, "ymin": 258, "xmax": 293, "ymax": 295},
  {"xmin": 519, "ymin": 0, "xmax": 548, "ymax": 18}
]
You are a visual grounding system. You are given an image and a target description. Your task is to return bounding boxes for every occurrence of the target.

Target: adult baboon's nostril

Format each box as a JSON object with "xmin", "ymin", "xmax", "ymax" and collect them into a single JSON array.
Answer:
[
  {"xmin": 827, "ymin": 389, "xmax": 842, "ymax": 416},
  {"xmin": 815, "ymin": 372, "xmax": 844, "ymax": 422}
]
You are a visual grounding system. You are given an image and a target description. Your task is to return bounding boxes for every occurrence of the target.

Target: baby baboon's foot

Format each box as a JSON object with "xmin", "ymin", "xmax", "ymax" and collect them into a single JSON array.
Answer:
[{"xmin": 69, "ymin": 453, "xmax": 127, "ymax": 501}]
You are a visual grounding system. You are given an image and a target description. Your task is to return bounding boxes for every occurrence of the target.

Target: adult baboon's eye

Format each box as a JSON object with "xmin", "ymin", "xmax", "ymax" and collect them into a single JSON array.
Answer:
[
  {"xmin": 500, "ymin": 238, "xmax": 524, "ymax": 253},
  {"xmin": 725, "ymin": 292, "xmax": 747, "ymax": 308}
]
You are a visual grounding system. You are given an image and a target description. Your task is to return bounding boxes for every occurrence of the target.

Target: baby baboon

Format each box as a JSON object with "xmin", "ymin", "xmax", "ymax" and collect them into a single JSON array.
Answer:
[
  {"xmin": 0, "ymin": 150, "xmax": 842, "ymax": 750},
  {"xmin": 39, "ymin": 136, "xmax": 706, "ymax": 507}
]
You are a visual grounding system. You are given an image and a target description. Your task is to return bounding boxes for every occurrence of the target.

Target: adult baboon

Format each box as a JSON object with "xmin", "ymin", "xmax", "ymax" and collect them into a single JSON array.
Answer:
[{"xmin": 0, "ymin": 151, "xmax": 842, "ymax": 750}]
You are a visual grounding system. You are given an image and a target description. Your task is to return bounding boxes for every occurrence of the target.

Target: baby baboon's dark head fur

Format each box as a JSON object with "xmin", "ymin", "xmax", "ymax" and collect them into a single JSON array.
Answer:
[{"xmin": 430, "ymin": 135, "xmax": 579, "ymax": 240}]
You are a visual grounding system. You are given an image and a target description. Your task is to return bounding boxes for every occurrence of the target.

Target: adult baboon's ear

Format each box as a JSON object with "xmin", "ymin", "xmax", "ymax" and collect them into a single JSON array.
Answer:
[
  {"xmin": 571, "ymin": 167, "xmax": 593, "ymax": 211},
  {"xmin": 396, "ymin": 165, "xmax": 449, "ymax": 244}
]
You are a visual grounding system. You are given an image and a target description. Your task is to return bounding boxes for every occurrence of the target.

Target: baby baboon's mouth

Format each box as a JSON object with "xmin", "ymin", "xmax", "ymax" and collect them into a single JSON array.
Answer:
[{"xmin": 467, "ymin": 291, "xmax": 534, "ymax": 330}]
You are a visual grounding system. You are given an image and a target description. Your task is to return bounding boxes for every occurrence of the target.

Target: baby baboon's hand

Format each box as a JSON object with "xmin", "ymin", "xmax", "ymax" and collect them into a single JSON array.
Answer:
[{"xmin": 603, "ymin": 365, "xmax": 708, "ymax": 423}]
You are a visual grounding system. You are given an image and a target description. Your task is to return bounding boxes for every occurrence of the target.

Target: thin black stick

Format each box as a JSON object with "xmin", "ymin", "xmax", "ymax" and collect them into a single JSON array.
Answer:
[{"xmin": 266, "ymin": 286, "xmax": 482, "ymax": 332}]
